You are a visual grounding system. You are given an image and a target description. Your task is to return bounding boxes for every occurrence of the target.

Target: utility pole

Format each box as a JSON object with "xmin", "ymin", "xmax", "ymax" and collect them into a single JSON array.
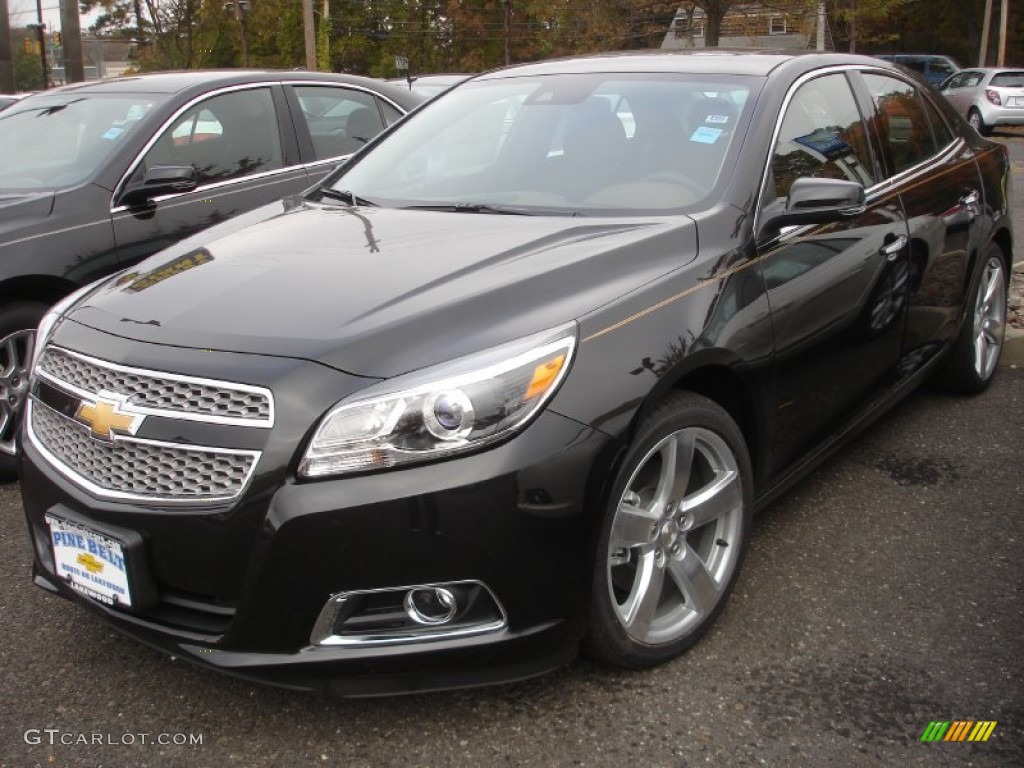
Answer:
[
  {"xmin": 0, "ymin": 0, "xmax": 15, "ymax": 93},
  {"xmin": 979, "ymin": 0, "xmax": 993, "ymax": 66},
  {"xmin": 59, "ymin": 0, "xmax": 84, "ymax": 82},
  {"xmin": 503, "ymin": 0, "xmax": 510, "ymax": 66},
  {"xmin": 230, "ymin": 0, "xmax": 248, "ymax": 66},
  {"xmin": 997, "ymin": 0, "xmax": 1008, "ymax": 66},
  {"xmin": 303, "ymin": 0, "xmax": 316, "ymax": 70},
  {"xmin": 35, "ymin": 0, "xmax": 49, "ymax": 88}
]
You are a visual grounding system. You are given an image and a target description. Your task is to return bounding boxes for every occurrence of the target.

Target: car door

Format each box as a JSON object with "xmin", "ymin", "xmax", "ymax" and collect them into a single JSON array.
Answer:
[
  {"xmin": 284, "ymin": 84, "xmax": 397, "ymax": 186},
  {"xmin": 757, "ymin": 71, "xmax": 911, "ymax": 475},
  {"xmin": 110, "ymin": 84, "xmax": 309, "ymax": 267},
  {"xmin": 940, "ymin": 70, "xmax": 981, "ymax": 117},
  {"xmin": 857, "ymin": 71, "xmax": 983, "ymax": 373}
]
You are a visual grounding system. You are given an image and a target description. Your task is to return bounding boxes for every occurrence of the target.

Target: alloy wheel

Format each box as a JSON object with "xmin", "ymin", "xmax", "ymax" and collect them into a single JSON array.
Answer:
[
  {"xmin": 606, "ymin": 426, "xmax": 744, "ymax": 645},
  {"xmin": 972, "ymin": 256, "xmax": 1006, "ymax": 381},
  {"xmin": 0, "ymin": 329, "xmax": 34, "ymax": 456}
]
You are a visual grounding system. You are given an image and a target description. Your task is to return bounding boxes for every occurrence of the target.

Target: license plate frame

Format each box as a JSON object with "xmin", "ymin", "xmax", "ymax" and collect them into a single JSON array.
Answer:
[{"xmin": 47, "ymin": 515, "xmax": 133, "ymax": 607}]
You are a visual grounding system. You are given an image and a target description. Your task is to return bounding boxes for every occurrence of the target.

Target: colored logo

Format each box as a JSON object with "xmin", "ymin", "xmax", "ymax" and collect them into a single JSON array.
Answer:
[
  {"xmin": 76, "ymin": 553, "xmax": 104, "ymax": 574},
  {"xmin": 921, "ymin": 721, "xmax": 997, "ymax": 742},
  {"xmin": 75, "ymin": 397, "xmax": 144, "ymax": 441}
]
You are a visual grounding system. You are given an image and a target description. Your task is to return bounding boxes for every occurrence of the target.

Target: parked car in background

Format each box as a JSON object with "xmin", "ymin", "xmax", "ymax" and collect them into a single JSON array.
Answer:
[
  {"xmin": 0, "ymin": 70, "xmax": 423, "ymax": 474},
  {"xmin": 939, "ymin": 67, "xmax": 1024, "ymax": 135},
  {"xmin": 875, "ymin": 54, "xmax": 959, "ymax": 85},
  {"xmin": 19, "ymin": 51, "xmax": 1012, "ymax": 696}
]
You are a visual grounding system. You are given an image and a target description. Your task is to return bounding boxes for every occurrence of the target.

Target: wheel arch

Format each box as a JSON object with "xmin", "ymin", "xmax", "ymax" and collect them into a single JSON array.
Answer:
[
  {"xmin": 630, "ymin": 350, "xmax": 764, "ymax": 489},
  {"xmin": 0, "ymin": 275, "xmax": 79, "ymax": 308}
]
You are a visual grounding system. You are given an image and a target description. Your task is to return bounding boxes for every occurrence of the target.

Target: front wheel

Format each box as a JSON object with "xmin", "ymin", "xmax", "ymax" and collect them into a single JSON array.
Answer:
[
  {"xmin": 935, "ymin": 246, "xmax": 1007, "ymax": 394},
  {"xmin": 0, "ymin": 301, "xmax": 47, "ymax": 478},
  {"xmin": 587, "ymin": 392, "xmax": 752, "ymax": 668}
]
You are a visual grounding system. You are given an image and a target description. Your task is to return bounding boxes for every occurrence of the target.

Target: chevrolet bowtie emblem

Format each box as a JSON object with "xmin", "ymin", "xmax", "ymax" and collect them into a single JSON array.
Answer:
[{"xmin": 75, "ymin": 398, "xmax": 144, "ymax": 441}]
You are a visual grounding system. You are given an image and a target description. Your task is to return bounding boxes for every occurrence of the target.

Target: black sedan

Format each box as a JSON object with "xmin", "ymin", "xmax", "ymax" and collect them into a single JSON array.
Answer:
[
  {"xmin": 0, "ymin": 71, "xmax": 423, "ymax": 473},
  {"xmin": 19, "ymin": 51, "xmax": 1013, "ymax": 696}
]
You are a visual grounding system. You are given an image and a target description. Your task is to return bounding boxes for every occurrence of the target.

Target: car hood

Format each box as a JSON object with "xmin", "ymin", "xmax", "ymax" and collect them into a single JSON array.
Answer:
[
  {"xmin": 0, "ymin": 191, "xmax": 54, "ymax": 236},
  {"xmin": 68, "ymin": 199, "xmax": 696, "ymax": 378}
]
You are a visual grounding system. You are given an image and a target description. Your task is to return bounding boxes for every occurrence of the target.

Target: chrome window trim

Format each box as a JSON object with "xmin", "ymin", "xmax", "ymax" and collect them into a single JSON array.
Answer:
[
  {"xmin": 26, "ymin": 399, "xmax": 263, "ymax": 504},
  {"xmin": 37, "ymin": 345, "xmax": 275, "ymax": 428},
  {"xmin": 110, "ymin": 164, "xmax": 306, "ymax": 215},
  {"xmin": 754, "ymin": 65, "xmax": 882, "ymax": 238},
  {"xmin": 281, "ymin": 79, "xmax": 408, "ymax": 116},
  {"xmin": 753, "ymin": 64, "xmax": 961, "ymax": 238},
  {"xmin": 109, "ymin": 82, "xmax": 286, "ymax": 211}
]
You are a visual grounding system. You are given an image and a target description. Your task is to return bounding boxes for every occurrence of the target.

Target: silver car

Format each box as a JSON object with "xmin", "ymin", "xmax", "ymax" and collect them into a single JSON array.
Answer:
[{"xmin": 939, "ymin": 67, "xmax": 1024, "ymax": 135}]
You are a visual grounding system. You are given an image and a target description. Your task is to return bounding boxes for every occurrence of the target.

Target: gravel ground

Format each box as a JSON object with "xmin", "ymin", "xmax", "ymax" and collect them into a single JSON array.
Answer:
[{"xmin": 1009, "ymin": 262, "xmax": 1023, "ymax": 330}]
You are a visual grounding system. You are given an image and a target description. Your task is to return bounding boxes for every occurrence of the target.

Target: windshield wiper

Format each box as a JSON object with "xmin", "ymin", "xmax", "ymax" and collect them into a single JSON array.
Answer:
[
  {"xmin": 315, "ymin": 188, "xmax": 378, "ymax": 207},
  {"xmin": 402, "ymin": 203, "xmax": 531, "ymax": 215}
]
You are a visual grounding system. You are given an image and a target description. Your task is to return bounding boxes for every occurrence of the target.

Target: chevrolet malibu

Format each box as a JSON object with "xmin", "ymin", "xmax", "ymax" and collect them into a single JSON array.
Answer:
[{"xmin": 19, "ymin": 51, "xmax": 1013, "ymax": 696}]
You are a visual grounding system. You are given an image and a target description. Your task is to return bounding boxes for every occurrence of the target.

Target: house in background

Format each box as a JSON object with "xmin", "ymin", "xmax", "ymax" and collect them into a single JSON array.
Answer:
[{"xmin": 663, "ymin": 2, "xmax": 833, "ymax": 51}]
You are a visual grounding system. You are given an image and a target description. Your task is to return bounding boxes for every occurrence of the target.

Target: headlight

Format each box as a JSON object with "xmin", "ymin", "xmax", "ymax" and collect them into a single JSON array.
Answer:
[
  {"xmin": 30, "ymin": 278, "xmax": 109, "ymax": 372},
  {"xmin": 299, "ymin": 324, "xmax": 577, "ymax": 478}
]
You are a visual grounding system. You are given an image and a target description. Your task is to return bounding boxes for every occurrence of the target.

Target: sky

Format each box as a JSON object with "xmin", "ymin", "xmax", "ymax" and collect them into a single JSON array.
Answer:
[{"xmin": 7, "ymin": 0, "xmax": 100, "ymax": 37}]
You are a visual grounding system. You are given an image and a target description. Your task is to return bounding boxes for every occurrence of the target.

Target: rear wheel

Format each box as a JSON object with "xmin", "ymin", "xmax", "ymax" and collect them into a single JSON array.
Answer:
[
  {"xmin": 587, "ymin": 392, "xmax": 752, "ymax": 668},
  {"xmin": 0, "ymin": 301, "xmax": 47, "ymax": 479},
  {"xmin": 968, "ymin": 108, "xmax": 991, "ymax": 137},
  {"xmin": 935, "ymin": 246, "xmax": 1007, "ymax": 394}
]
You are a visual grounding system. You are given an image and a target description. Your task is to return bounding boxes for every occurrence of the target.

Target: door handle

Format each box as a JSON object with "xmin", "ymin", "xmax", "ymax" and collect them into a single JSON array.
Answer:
[
  {"xmin": 959, "ymin": 189, "xmax": 979, "ymax": 207},
  {"xmin": 880, "ymin": 234, "xmax": 907, "ymax": 261}
]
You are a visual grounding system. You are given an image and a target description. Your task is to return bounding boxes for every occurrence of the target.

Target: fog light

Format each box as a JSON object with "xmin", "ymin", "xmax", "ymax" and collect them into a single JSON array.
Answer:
[{"xmin": 404, "ymin": 586, "xmax": 457, "ymax": 625}]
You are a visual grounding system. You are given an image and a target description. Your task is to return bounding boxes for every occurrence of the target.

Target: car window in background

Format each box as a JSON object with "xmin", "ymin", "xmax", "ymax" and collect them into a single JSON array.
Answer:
[
  {"xmin": 769, "ymin": 73, "xmax": 877, "ymax": 199},
  {"xmin": 0, "ymin": 94, "xmax": 163, "ymax": 190},
  {"xmin": 863, "ymin": 74, "xmax": 938, "ymax": 175},
  {"xmin": 295, "ymin": 85, "xmax": 385, "ymax": 160},
  {"xmin": 990, "ymin": 71, "xmax": 1024, "ymax": 87},
  {"xmin": 141, "ymin": 88, "xmax": 282, "ymax": 185}
]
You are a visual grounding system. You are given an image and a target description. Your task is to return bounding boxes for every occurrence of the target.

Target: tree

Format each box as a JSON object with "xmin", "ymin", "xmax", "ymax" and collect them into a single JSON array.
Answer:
[{"xmin": 693, "ymin": 0, "xmax": 734, "ymax": 47}]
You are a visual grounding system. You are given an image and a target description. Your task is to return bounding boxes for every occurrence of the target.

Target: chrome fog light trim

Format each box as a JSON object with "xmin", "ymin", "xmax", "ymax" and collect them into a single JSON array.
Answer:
[{"xmin": 311, "ymin": 580, "xmax": 507, "ymax": 647}]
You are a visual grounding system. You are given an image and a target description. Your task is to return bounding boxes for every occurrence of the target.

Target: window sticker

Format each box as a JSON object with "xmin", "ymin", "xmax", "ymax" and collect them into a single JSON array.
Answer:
[
  {"xmin": 690, "ymin": 126, "xmax": 723, "ymax": 144},
  {"xmin": 705, "ymin": 114, "xmax": 730, "ymax": 124},
  {"xmin": 101, "ymin": 126, "xmax": 126, "ymax": 140}
]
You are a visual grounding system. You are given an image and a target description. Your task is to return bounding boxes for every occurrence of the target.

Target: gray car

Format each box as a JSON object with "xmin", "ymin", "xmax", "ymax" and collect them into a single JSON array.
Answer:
[{"xmin": 940, "ymin": 67, "xmax": 1024, "ymax": 135}]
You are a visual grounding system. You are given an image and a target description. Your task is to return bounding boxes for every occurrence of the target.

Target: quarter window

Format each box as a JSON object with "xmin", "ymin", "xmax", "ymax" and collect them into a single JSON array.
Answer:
[
  {"xmin": 143, "ymin": 88, "xmax": 283, "ymax": 185},
  {"xmin": 863, "ymin": 74, "xmax": 937, "ymax": 175},
  {"xmin": 770, "ymin": 73, "xmax": 877, "ymax": 201}
]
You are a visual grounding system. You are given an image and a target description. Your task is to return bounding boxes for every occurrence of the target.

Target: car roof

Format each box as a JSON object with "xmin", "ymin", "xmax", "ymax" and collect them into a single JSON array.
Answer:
[
  {"xmin": 475, "ymin": 50, "xmax": 906, "ymax": 80},
  {"xmin": 31, "ymin": 70, "xmax": 424, "ymax": 108}
]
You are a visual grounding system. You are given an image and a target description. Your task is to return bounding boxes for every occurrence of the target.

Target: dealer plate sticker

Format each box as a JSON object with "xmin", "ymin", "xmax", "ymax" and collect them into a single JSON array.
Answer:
[{"xmin": 46, "ymin": 516, "xmax": 132, "ymax": 607}]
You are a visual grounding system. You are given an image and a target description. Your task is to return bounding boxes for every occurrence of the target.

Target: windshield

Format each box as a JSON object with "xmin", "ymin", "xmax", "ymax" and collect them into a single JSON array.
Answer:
[
  {"xmin": 0, "ymin": 93, "xmax": 165, "ymax": 190},
  {"xmin": 329, "ymin": 72, "xmax": 756, "ymax": 215}
]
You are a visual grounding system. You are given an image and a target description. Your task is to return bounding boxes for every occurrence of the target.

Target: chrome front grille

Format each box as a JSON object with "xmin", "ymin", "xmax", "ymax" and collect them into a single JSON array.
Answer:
[
  {"xmin": 37, "ymin": 347, "xmax": 273, "ymax": 426},
  {"xmin": 28, "ymin": 401, "xmax": 259, "ymax": 502}
]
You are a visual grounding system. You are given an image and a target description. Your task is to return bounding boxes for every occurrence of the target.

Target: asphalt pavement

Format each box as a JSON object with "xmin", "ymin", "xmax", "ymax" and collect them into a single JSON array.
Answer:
[{"xmin": 0, "ymin": 133, "xmax": 1022, "ymax": 768}]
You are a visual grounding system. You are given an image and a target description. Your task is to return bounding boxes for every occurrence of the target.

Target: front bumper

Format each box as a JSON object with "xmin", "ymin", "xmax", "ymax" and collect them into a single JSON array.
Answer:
[{"xmin": 21, "ymin": 408, "xmax": 616, "ymax": 696}]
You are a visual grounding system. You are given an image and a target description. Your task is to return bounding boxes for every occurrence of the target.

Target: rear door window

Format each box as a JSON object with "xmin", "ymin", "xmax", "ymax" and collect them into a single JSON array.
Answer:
[
  {"xmin": 293, "ymin": 86, "xmax": 386, "ymax": 161},
  {"xmin": 863, "ymin": 74, "xmax": 938, "ymax": 176}
]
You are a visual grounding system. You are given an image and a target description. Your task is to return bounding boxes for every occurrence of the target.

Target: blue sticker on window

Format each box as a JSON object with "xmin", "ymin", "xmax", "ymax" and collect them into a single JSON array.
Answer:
[
  {"xmin": 690, "ymin": 126, "xmax": 723, "ymax": 144},
  {"xmin": 101, "ymin": 126, "xmax": 125, "ymax": 140}
]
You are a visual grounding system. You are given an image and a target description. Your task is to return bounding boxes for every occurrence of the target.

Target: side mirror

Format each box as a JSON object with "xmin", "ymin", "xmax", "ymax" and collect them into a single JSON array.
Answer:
[
  {"xmin": 120, "ymin": 165, "xmax": 198, "ymax": 206},
  {"xmin": 759, "ymin": 177, "xmax": 866, "ymax": 239}
]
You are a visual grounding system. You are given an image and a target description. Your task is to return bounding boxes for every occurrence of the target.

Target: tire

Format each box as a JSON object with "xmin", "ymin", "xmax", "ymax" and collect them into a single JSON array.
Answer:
[
  {"xmin": 0, "ymin": 301, "xmax": 48, "ymax": 479},
  {"xmin": 935, "ymin": 246, "xmax": 1008, "ymax": 394},
  {"xmin": 968, "ymin": 109, "xmax": 991, "ymax": 137},
  {"xmin": 586, "ymin": 391, "xmax": 753, "ymax": 668}
]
